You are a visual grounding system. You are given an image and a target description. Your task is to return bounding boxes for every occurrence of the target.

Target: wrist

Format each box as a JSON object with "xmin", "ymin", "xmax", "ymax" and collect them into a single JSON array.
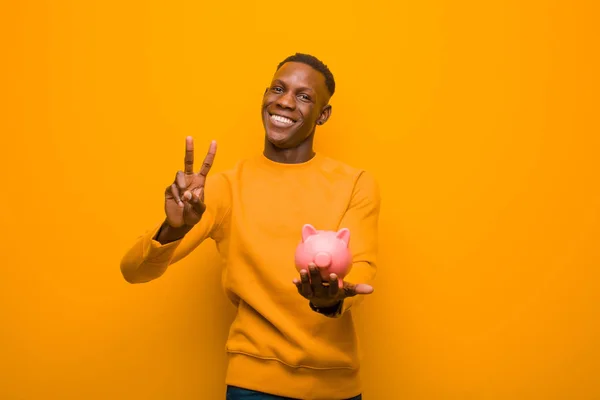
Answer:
[
  {"xmin": 310, "ymin": 299, "xmax": 340, "ymax": 308},
  {"xmin": 156, "ymin": 221, "xmax": 193, "ymax": 244},
  {"xmin": 309, "ymin": 299, "xmax": 343, "ymax": 316}
]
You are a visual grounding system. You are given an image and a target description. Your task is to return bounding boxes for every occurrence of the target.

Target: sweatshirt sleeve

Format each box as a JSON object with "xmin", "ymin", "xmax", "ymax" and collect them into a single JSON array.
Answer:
[
  {"xmin": 120, "ymin": 172, "xmax": 232, "ymax": 284},
  {"xmin": 331, "ymin": 170, "xmax": 381, "ymax": 317}
]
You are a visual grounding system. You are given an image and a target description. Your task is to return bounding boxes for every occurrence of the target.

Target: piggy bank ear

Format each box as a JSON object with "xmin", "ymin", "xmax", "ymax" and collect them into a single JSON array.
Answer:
[
  {"xmin": 301, "ymin": 224, "xmax": 318, "ymax": 242},
  {"xmin": 336, "ymin": 228, "xmax": 351, "ymax": 246}
]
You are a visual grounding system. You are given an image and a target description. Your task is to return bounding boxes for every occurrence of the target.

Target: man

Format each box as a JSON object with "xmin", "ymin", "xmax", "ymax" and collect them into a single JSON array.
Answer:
[{"xmin": 121, "ymin": 53, "xmax": 381, "ymax": 400}]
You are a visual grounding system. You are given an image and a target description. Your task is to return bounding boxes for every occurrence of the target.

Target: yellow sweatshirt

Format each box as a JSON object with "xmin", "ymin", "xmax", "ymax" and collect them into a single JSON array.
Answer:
[{"xmin": 120, "ymin": 153, "xmax": 381, "ymax": 400}]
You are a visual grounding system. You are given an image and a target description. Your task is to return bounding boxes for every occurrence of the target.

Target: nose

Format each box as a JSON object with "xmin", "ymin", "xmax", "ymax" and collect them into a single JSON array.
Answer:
[
  {"xmin": 276, "ymin": 91, "xmax": 296, "ymax": 110},
  {"xmin": 314, "ymin": 252, "xmax": 332, "ymax": 268}
]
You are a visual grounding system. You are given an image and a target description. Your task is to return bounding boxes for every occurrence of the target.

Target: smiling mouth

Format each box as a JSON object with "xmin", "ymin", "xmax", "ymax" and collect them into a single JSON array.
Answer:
[{"xmin": 269, "ymin": 113, "xmax": 296, "ymax": 126}]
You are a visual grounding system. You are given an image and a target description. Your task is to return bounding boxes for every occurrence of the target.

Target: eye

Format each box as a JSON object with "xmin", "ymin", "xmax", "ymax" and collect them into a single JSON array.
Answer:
[
  {"xmin": 271, "ymin": 86, "xmax": 284, "ymax": 93},
  {"xmin": 298, "ymin": 94, "xmax": 311, "ymax": 102}
]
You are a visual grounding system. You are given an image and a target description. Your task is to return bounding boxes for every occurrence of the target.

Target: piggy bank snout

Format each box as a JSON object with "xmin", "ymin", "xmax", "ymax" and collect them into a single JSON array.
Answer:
[{"xmin": 314, "ymin": 252, "xmax": 331, "ymax": 268}]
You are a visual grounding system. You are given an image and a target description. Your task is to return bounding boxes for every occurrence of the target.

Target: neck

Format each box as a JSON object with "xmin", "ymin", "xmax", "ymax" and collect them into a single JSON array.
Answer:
[{"xmin": 263, "ymin": 134, "xmax": 316, "ymax": 164}]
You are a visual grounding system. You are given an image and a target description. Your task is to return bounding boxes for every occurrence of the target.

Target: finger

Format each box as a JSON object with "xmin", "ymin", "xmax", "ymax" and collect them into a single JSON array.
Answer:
[
  {"xmin": 343, "ymin": 283, "xmax": 374, "ymax": 298},
  {"xmin": 354, "ymin": 283, "xmax": 374, "ymax": 295},
  {"xmin": 170, "ymin": 184, "xmax": 184, "ymax": 207},
  {"xmin": 293, "ymin": 278, "xmax": 303, "ymax": 296},
  {"xmin": 308, "ymin": 263, "xmax": 322, "ymax": 284},
  {"xmin": 308, "ymin": 263, "xmax": 321, "ymax": 284},
  {"xmin": 190, "ymin": 188, "xmax": 200, "ymax": 203},
  {"xmin": 194, "ymin": 187, "xmax": 205, "ymax": 203},
  {"xmin": 183, "ymin": 201, "xmax": 197, "ymax": 220},
  {"xmin": 308, "ymin": 264, "xmax": 325, "ymax": 296},
  {"xmin": 184, "ymin": 136, "xmax": 194, "ymax": 174},
  {"xmin": 183, "ymin": 199, "xmax": 204, "ymax": 219},
  {"xmin": 300, "ymin": 269, "xmax": 312, "ymax": 298},
  {"xmin": 328, "ymin": 273, "xmax": 339, "ymax": 298},
  {"xmin": 190, "ymin": 188, "xmax": 206, "ymax": 215},
  {"xmin": 190, "ymin": 187, "xmax": 203, "ymax": 204},
  {"xmin": 176, "ymin": 171, "xmax": 187, "ymax": 191},
  {"xmin": 197, "ymin": 140, "xmax": 217, "ymax": 179}
]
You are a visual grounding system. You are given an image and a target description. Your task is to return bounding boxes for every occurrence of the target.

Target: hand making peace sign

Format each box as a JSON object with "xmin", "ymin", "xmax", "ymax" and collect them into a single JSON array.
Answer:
[{"xmin": 164, "ymin": 136, "xmax": 217, "ymax": 228}]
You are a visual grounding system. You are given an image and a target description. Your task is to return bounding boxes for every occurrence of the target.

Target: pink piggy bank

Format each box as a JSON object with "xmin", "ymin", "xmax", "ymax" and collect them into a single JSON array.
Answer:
[{"xmin": 294, "ymin": 224, "xmax": 352, "ymax": 288}]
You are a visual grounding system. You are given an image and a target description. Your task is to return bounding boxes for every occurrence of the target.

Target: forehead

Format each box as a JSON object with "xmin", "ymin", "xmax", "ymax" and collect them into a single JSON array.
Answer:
[{"xmin": 272, "ymin": 62, "xmax": 327, "ymax": 93}]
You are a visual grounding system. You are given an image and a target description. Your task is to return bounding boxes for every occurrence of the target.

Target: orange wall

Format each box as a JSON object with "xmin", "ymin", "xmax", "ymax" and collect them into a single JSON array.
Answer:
[{"xmin": 1, "ymin": 1, "xmax": 599, "ymax": 399}]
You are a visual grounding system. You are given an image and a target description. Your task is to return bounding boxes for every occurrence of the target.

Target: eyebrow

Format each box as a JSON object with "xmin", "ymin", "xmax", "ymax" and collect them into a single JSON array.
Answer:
[{"xmin": 271, "ymin": 79, "xmax": 316, "ymax": 94}]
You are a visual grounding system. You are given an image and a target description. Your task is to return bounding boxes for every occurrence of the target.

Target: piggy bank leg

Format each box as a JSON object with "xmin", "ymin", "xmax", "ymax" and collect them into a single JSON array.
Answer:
[{"xmin": 338, "ymin": 278, "xmax": 344, "ymax": 288}]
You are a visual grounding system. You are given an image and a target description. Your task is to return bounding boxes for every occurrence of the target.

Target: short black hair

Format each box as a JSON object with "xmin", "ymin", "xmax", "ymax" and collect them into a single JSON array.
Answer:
[{"xmin": 276, "ymin": 53, "xmax": 336, "ymax": 97}]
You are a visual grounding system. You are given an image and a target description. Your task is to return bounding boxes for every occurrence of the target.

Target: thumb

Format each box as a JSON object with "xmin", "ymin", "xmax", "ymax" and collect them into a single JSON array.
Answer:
[
  {"xmin": 354, "ymin": 283, "xmax": 374, "ymax": 295},
  {"xmin": 344, "ymin": 283, "xmax": 374, "ymax": 297}
]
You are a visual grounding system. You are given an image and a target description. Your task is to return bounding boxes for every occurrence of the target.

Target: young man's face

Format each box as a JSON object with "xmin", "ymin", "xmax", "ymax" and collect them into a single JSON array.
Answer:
[{"xmin": 262, "ymin": 62, "xmax": 331, "ymax": 149}]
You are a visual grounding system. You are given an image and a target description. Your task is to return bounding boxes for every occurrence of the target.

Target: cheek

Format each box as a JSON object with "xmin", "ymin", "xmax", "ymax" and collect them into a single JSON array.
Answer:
[
  {"xmin": 262, "ymin": 94, "xmax": 275, "ymax": 107},
  {"xmin": 299, "ymin": 105, "xmax": 316, "ymax": 120}
]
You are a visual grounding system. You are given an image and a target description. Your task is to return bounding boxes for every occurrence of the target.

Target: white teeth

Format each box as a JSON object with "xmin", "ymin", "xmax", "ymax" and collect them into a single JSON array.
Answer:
[{"xmin": 270, "ymin": 114, "xmax": 294, "ymax": 125}]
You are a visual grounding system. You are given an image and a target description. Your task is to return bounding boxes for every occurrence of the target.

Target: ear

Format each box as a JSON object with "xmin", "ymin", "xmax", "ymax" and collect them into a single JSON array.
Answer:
[
  {"xmin": 336, "ymin": 228, "xmax": 350, "ymax": 246},
  {"xmin": 316, "ymin": 104, "xmax": 332, "ymax": 126},
  {"xmin": 301, "ymin": 224, "xmax": 318, "ymax": 242}
]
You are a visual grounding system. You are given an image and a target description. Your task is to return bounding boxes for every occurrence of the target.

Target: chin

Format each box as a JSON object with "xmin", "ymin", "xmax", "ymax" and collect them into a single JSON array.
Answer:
[{"xmin": 266, "ymin": 129, "xmax": 294, "ymax": 149}]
